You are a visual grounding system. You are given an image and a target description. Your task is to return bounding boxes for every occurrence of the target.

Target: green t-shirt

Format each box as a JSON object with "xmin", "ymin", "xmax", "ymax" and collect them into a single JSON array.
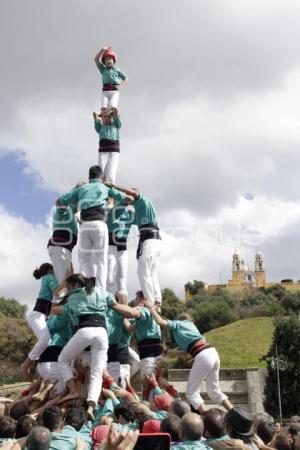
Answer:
[
  {"xmin": 133, "ymin": 194, "xmax": 158, "ymax": 229},
  {"xmin": 135, "ymin": 307, "xmax": 161, "ymax": 342},
  {"xmin": 167, "ymin": 320, "xmax": 203, "ymax": 351},
  {"xmin": 37, "ymin": 273, "xmax": 58, "ymax": 301},
  {"xmin": 96, "ymin": 61, "xmax": 127, "ymax": 85},
  {"xmin": 59, "ymin": 179, "xmax": 125, "ymax": 212},
  {"xmin": 94, "ymin": 117, "xmax": 121, "ymax": 141}
]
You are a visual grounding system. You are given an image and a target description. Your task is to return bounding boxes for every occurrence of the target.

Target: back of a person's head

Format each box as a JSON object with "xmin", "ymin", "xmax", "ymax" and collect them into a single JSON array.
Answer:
[
  {"xmin": 114, "ymin": 402, "xmax": 136, "ymax": 423},
  {"xmin": 10, "ymin": 400, "xmax": 29, "ymax": 420},
  {"xmin": 203, "ymin": 408, "xmax": 226, "ymax": 439},
  {"xmin": 180, "ymin": 412, "xmax": 204, "ymax": 442},
  {"xmin": 160, "ymin": 414, "xmax": 181, "ymax": 442},
  {"xmin": 64, "ymin": 407, "xmax": 87, "ymax": 431},
  {"xmin": 257, "ymin": 421, "xmax": 276, "ymax": 444},
  {"xmin": 0, "ymin": 416, "xmax": 16, "ymax": 438},
  {"xmin": 26, "ymin": 426, "xmax": 51, "ymax": 450},
  {"xmin": 169, "ymin": 400, "xmax": 191, "ymax": 418},
  {"xmin": 89, "ymin": 165, "xmax": 102, "ymax": 180},
  {"xmin": 272, "ymin": 432, "xmax": 291, "ymax": 450},
  {"xmin": 15, "ymin": 415, "xmax": 37, "ymax": 439},
  {"xmin": 42, "ymin": 406, "xmax": 62, "ymax": 432}
]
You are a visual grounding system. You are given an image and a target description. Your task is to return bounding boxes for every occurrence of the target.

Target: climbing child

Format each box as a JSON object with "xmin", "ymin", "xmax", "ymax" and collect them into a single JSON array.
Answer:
[
  {"xmin": 21, "ymin": 263, "xmax": 59, "ymax": 381},
  {"xmin": 93, "ymin": 108, "xmax": 121, "ymax": 183},
  {"xmin": 94, "ymin": 46, "xmax": 128, "ymax": 112}
]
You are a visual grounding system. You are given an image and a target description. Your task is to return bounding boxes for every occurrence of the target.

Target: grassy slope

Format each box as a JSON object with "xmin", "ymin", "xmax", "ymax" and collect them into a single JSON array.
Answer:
[{"xmin": 206, "ymin": 317, "xmax": 274, "ymax": 368}]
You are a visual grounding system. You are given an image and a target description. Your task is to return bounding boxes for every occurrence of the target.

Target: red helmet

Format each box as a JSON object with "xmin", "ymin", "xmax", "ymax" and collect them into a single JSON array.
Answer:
[{"xmin": 102, "ymin": 49, "xmax": 117, "ymax": 63}]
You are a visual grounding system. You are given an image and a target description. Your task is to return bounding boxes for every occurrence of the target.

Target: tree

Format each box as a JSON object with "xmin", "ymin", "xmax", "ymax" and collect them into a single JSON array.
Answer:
[
  {"xmin": 263, "ymin": 316, "xmax": 300, "ymax": 416},
  {"xmin": 0, "ymin": 297, "xmax": 27, "ymax": 319},
  {"xmin": 184, "ymin": 280, "xmax": 205, "ymax": 297}
]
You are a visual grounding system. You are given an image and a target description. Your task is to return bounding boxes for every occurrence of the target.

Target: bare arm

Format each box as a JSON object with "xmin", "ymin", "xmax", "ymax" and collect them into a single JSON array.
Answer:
[
  {"xmin": 112, "ymin": 303, "xmax": 141, "ymax": 319},
  {"xmin": 107, "ymin": 183, "xmax": 140, "ymax": 199},
  {"xmin": 144, "ymin": 301, "xmax": 168, "ymax": 328}
]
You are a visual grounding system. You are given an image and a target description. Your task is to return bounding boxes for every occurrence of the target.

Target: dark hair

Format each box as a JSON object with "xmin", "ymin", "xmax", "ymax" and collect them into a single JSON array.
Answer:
[
  {"xmin": 66, "ymin": 274, "xmax": 94, "ymax": 295},
  {"xmin": 15, "ymin": 415, "xmax": 37, "ymax": 438},
  {"xmin": 203, "ymin": 408, "xmax": 226, "ymax": 439},
  {"xmin": 0, "ymin": 416, "xmax": 16, "ymax": 438},
  {"xmin": 114, "ymin": 402, "xmax": 136, "ymax": 423},
  {"xmin": 160, "ymin": 414, "xmax": 180, "ymax": 441},
  {"xmin": 169, "ymin": 400, "xmax": 191, "ymax": 418},
  {"xmin": 10, "ymin": 400, "xmax": 29, "ymax": 420},
  {"xmin": 273, "ymin": 432, "xmax": 291, "ymax": 450},
  {"xmin": 33, "ymin": 263, "xmax": 53, "ymax": 280},
  {"xmin": 257, "ymin": 421, "xmax": 276, "ymax": 444},
  {"xmin": 42, "ymin": 406, "xmax": 63, "ymax": 432},
  {"xmin": 26, "ymin": 426, "xmax": 51, "ymax": 450},
  {"xmin": 89, "ymin": 165, "xmax": 102, "ymax": 180},
  {"xmin": 64, "ymin": 407, "xmax": 87, "ymax": 431}
]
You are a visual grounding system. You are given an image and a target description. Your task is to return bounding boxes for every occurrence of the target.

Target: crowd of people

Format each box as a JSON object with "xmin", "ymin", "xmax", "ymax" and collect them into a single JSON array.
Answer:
[{"xmin": 1, "ymin": 46, "xmax": 298, "ymax": 450}]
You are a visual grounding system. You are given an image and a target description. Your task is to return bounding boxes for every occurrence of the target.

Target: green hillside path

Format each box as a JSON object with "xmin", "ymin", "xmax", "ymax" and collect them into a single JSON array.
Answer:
[{"xmin": 206, "ymin": 317, "xmax": 274, "ymax": 368}]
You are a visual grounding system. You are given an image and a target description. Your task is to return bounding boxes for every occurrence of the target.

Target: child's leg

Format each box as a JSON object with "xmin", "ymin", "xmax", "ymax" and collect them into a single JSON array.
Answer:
[
  {"xmin": 27, "ymin": 312, "xmax": 51, "ymax": 361},
  {"xmin": 98, "ymin": 152, "xmax": 109, "ymax": 178},
  {"xmin": 105, "ymin": 152, "xmax": 119, "ymax": 184},
  {"xmin": 107, "ymin": 91, "xmax": 120, "ymax": 109}
]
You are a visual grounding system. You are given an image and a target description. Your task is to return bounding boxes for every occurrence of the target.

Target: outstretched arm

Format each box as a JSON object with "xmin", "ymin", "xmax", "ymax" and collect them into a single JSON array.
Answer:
[
  {"xmin": 144, "ymin": 300, "xmax": 168, "ymax": 328},
  {"xmin": 112, "ymin": 303, "xmax": 141, "ymax": 319}
]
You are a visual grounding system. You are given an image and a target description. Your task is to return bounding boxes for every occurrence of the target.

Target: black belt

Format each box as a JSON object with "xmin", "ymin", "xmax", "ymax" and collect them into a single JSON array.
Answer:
[
  {"xmin": 117, "ymin": 346, "xmax": 130, "ymax": 364},
  {"xmin": 47, "ymin": 232, "xmax": 77, "ymax": 252},
  {"xmin": 107, "ymin": 343, "xmax": 119, "ymax": 363},
  {"xmin": 99, "ymin": 139, "xmax": 120, "ymax": 153},
  {"xmin": 109, "ymin": 233, "xmax": 127, "ymax": 251},
  {"xmin": 33, "ymin": 299, "xmax": 52, "ymax": 316},
  {"xmin": 137, "ymin": 338, "xmax": 162, "ymax": 359},
  {"xmin": 136, "ymin": 225, "xmax": 161, "ymax": 259},
  {"xmin": 81, "ymin": 207, "xmax": 106, "ymax": 221},
  {"xmin": 38, "ymin": 345, "xmax": 62, "ymax": 363},
  {"xmin": 78, "ymin": 314, "xmax": 106, "ymax": 329},
  {"xmin": 103, "ymin": 83, "xmax": 119, "ymax": 91}
]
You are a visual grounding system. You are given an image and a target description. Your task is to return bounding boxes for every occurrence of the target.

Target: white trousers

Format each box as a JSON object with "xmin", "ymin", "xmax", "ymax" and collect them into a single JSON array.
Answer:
[
  {"xmin": 139, "ymin": 355, "xmax": 162, "ymax": 379},
  {"xmin": 128, "ymin": 347, "xmax": 140, "ymax": 378},
  {"xmin": 101, "ymin": 90, "xmax": 120, "ymax": 109},
  {"xmin": 37, "ymin": 362, "xmax": 65, "ymax": 395},
  {"xmin": 137, "ymin": 239, "xmax": 162, "ymax": 304},
  {"xmin": 27, "ymin": 311, "xmax": 51, "ymax": 361},
  {"xmin": 78, "ymin": 221, "xmax": 108, "ymax": 290},
  {"xmin": 58, "ymin": 327, "xmax": 108, "ymax": 404},
  {"xmin": 107, "ymin": 361, "xmax": 121, "ymax": 384},
  {"xmin": 107, "ymin": 246, "xmax": 128, "ymax": 295},
  {"xmin": 48, "ymin": 246, "xmax": 72, "ymax": 284},
  {"xmin": 98, "ymin": 152, "xmax": 119, "ymax": 184},
  {"xmin": 186, "ymin": 347, "xmax": 228, "ymax": 410}
]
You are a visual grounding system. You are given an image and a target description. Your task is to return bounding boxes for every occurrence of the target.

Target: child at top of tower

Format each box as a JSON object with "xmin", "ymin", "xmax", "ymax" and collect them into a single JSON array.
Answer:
[
  {"xmin": 93, "ymin": 107, "xmax": 121, "ymax": 184},
  {"xmin": 94, "ymin": 46, "xmax": 128, "ymax": 113}
]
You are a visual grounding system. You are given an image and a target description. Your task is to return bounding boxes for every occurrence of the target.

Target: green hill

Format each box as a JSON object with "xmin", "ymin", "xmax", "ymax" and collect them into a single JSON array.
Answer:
[{"xmin": 206, "ymin": 317, "xmax": 274, "ymax": 368}]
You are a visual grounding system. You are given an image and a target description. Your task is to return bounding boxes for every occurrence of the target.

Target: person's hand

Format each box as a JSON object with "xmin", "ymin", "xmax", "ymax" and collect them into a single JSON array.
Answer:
[
  {"xmin": 252, "ymin": 434, "xmax": 266, "ymax": 450},
  {"xmin": 102, "ymin": 388, "xmax": 117, "ymax": 400},
  {"xmin": 102, "ymin": 425, "xmax": 139, "ymax": 450},
  {"xmin": 224, "ymin": 439, "xmax": 247, "ymax": 450}
]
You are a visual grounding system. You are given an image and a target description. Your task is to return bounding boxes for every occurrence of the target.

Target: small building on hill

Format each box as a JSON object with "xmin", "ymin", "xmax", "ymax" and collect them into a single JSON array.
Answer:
[{"xmin": 185, "ymin": 251, "xmax": 300, "ymax": 301}]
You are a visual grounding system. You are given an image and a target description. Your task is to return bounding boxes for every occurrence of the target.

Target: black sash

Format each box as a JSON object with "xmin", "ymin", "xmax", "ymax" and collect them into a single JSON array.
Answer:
[
  {"xmin": 136, "ymin": 225, "xmax": 161, "ymax": 259},
  {"xmin": 78, "ymin": 314, "xmax": 106, "ymax": 329},
  {"xmin": 38, "ymin": 345, "xmax": 62, "ymax": 363},
  {"xmin": 137, "ymin": 338, "xmax": 162, "ymax": 359},
  {"xmin": 117, "ymin": 346, "xmax": 130, "ymax": 364},
  {"xmin": 107, "ymin": 343, "xmax": 119, "ymax": 363},
  {"xmin": 33, "ymin": 299, "xmax": 52, "ymax": 316},
  {"xmin": 80, "ymin": 207, "xmax": 106, "ymax": 221}
]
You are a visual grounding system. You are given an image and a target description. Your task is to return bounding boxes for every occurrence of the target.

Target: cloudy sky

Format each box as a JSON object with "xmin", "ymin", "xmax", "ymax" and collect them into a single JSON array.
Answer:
[{"xmin": 1, "ymin": 0, "xmax": 300, "ymax": 308}]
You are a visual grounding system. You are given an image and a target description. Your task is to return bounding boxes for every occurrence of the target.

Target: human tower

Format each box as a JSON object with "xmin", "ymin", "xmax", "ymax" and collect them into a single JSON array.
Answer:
[{"xmin": 20, "ymin": 47, "xmax": 232, "ymax": 420}]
